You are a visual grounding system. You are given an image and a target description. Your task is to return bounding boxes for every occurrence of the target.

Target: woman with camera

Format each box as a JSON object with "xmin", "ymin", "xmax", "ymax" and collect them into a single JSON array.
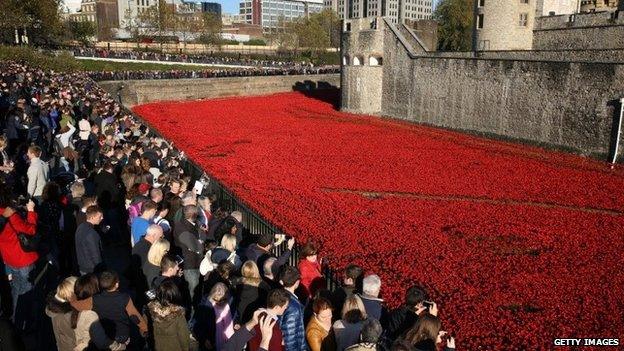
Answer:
[
  {"xmin": 401, "ymin": 314, "xmax": 456, "ymax": 351},
  {"xmin": 0, "ymin": 182, "xmax": 39, "ymax": 319}
]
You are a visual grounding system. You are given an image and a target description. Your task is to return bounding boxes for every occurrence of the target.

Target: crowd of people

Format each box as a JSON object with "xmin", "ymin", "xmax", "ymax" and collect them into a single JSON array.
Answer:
[
  {"xmin": 73, "ymin": 48, "xmax": 312, "ymax": 69},
  {"xmin": 86, "ymin": 66, "xmax": 341, "ymax": 82},
  {"xmin": 0, "ymin": 60, "xmax": 457, "ymax": 351}
]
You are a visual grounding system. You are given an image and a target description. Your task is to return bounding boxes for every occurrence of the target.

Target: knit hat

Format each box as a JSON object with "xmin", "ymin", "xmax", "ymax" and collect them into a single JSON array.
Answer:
[{"xmin": 138, "ymin": 183, "xmax": 151, "ymax": 194}]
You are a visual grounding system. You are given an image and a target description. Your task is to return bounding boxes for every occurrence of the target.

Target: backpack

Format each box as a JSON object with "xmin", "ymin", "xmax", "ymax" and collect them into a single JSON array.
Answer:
[{"xmin": 127, "ymin": 200, "xmax": 144, "ymax": 225}]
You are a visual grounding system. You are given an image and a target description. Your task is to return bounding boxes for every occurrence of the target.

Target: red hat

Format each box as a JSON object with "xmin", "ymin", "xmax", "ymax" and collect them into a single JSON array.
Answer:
[{"xmin": 138, "ymin": 183, "xmax": 151, "ymax": 194}]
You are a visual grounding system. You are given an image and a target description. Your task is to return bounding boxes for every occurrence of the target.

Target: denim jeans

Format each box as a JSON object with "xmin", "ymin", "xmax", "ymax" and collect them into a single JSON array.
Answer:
[
  {"xmin": 184, "ymin": 269, "xmax": 200, "ymax": 301},
  {"xmin": 6, "ymin": 264, "xmax": 34, "ymax": 321}
]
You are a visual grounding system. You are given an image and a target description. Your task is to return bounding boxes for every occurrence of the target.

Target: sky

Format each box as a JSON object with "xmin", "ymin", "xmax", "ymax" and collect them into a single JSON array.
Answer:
[{"xmin": 62, "ymin": 0, "xmax": 441, "ymax": 16}]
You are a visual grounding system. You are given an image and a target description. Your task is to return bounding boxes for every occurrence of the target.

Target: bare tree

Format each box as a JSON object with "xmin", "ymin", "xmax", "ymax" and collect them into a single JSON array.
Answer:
[{"xmin": 197, "ymin": 12, "xmax": 222, "ymax": 50}]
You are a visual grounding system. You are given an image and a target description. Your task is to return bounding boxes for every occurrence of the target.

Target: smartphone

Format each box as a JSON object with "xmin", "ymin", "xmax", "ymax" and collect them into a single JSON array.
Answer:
[
  {"xmin": 145, "ymin": 290, "xmax": 156, "ymax": 300},
  {"xmin": 175, "ymin": 255, "xmax": 185, "ymax": 265}
]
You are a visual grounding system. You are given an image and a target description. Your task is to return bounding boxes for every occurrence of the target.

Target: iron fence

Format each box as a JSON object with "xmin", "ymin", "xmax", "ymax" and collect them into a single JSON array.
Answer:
[{"xmin": 127, "ymin": 106, "xmax": 341, "ymax": 293}]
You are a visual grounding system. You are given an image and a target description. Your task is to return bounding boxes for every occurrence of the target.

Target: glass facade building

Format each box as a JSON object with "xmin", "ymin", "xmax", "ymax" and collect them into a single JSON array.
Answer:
[{"xmin": 239, "ymin": 0, "xmax": 324, "ymax": 31}]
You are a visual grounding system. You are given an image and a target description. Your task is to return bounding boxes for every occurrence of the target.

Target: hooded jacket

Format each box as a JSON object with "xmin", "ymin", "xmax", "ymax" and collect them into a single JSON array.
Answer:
[
  {"xmin": 45, "ymin": 294, "xmax": 76, "ymax": 351},
  {"xmin": 148, "ymin": 301, "xmax": 190, "ymax": 351}
]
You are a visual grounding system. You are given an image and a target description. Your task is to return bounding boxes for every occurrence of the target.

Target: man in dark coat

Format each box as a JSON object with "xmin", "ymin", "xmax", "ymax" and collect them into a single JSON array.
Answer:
[
  {"xmin": 174, "ymin": 205, "xmax": 204, "ymax": 302},
  {"xmin": 75, "ymin": 205, "xmax": 104, "ymax": 275},
  {"xmin": 245, "ymin": 232, "xmax": 294, "ymax": 276},
  {"xmin": 94, "ymin": 161, "xmax": 121, "ymax": 209},
  {"xmin": 330, "ymin": 264, "xmax": 363, "ymax": 320},
  {"xmin": 385, "ymin": 285, "xmax": 429, "ymax": 340}
]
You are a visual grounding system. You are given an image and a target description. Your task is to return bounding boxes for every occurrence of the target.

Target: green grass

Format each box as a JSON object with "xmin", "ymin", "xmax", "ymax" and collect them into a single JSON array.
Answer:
[
  {"xmin": 0, "ymin": 45, "xmax": 81, "ymax": 72},
  {"xmin": 77, "ymin": 59, "xmax": 214, "ymax": 72}
]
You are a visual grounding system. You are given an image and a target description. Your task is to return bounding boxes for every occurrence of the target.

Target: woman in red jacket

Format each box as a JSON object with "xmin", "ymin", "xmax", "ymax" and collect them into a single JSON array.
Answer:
[
  {"xmin": 0, "ymin": 194, "xmax": 38, "ymax": 319},
  {"xmin": 298, "ymin": 241, "xmax": 326, "ymax": 300}
]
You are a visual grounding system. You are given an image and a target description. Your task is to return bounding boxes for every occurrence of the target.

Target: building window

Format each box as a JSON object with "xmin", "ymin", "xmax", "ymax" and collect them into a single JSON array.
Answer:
[
  {"xmin": 353, "ymin": 56, "xmax": 361, "ymax": 66},
  {"xmin": 478, "ymin": 0, "xmax": 484, "ymax": 6},
  {"xmin": 520, "ymin": 0, "xmax": 528, "ymax": 3},
  {"xmin": 519, "ymin": 13, "xmax": 528, "ymax": 26},
  {"xmin": 369, "ymin": 56, "xmax": 382, "ymax": 66},
  {"xmin": 477, "ymin": 14, "xmax": 484, "ymax": 29}
]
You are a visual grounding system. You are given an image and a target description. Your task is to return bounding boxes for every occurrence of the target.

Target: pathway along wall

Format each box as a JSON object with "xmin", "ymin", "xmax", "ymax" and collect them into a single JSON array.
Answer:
[{"xmin": 99, "ymin": 74, "xmax": 341, "ymax": 107}]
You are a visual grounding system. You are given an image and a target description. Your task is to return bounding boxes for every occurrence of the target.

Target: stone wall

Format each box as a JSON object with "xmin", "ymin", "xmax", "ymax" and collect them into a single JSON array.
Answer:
[
  {"xmin": 533, "ymin": 11, "xmax": 624, "ymax": 49},
  {"xmin": 429, "ymin": 48, "xmax": 624, "ymax": 63},
  {"xmin": 341, "ymin": 17, "xmax": 624, "ymax": 161},
  {"xmin": 99, "ymin": 74, "xmax": 341, "ymax": 107},
  {"xmin": 381, "ymin": 21, "xmax": 624, "ymax": 159}
]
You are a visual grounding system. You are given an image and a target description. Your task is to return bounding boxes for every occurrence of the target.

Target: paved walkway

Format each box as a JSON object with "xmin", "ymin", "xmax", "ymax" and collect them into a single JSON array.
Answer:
[{"xmin": 76, "ymin": 56, "xmax": 263, "ymax": 69}]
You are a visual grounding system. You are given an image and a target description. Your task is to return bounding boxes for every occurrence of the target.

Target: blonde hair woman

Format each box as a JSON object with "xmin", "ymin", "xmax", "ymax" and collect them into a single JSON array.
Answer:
[
  {"xmin": 333, "ymin": 295, "xmax": 368, "ymax": 351},
  {"xmin": 143, "ymin": 238, "xmax": 170, "ymax": 287},
  {"xmin": 241, "ymin": 261, "xmax": 262, "ymax": 287},
  {"xmin": 200, "ymin": 234, "xmax": 243, "ymax": 275},
  {"xmin": 233, "ymin": 261, "xmax": 270, "ymax": 324},
  {"xmin": 46, "ymin": 276, "xmax": 78, "ymax": 351},
  {"xmin": 70, "ymin": 181, "xmax": 86, "ymax": 200},
  {"xmin": 221, "ymin": 234, "xmax": 237, "ymax": 253}
]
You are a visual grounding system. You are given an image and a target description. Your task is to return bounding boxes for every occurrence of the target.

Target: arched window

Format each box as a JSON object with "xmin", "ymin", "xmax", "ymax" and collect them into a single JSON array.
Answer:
[
  {"xmin": 369, "ymin": 56, "xmax": 383, "ymax": 66},
  {"xmin": 353, "ymin": 56, "xmax": 362, "ymax": 66},
  {"xmin": 343, "ymin": 55, "xmax": 350, "ymax": 66}
]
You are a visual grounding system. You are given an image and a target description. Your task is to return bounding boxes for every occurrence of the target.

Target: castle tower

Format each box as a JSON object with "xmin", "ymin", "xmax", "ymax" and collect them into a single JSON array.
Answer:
[
  {"xmin": 473, "ymin": 0, "xmax": 537, "ymax": 50},
  {"xmin": 472, "ymin": 0, "xmax": 579, "ymax": 51}
]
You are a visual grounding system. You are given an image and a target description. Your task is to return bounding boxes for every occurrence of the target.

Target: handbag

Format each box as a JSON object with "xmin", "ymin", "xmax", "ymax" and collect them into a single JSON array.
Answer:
[{"xmin": 8, "ymin": 221, "xmax": 40, "ymax": 253}]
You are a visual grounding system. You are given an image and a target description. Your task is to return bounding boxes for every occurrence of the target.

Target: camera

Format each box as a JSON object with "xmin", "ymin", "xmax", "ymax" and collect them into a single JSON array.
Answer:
[
  {"xmin": 11, "ymin": 195, "xmax": 30, "ymax": 208},
  {"xmin": 422, "ymin": 300, "xmax": 434, "ymax": 310}
]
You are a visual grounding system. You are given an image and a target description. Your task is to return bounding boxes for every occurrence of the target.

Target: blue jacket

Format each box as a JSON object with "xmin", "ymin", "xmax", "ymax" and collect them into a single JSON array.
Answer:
[{"xmin": 279, "ymin": 292, "xmax": 308, "ymax": 351}]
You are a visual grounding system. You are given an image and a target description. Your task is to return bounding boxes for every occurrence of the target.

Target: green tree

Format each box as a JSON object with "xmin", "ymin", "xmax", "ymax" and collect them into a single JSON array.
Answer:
[
  {"xmin": 433, "ymin": 0, "xmax": 473, "ymax": 51},
  {"xmin": 67, "ymin": 20, "xmax": 96, "ymax": 45},
  {"xmin": 0, "ymin": 0, "xmax": 65, "ymax": 46},
  {"xmin": 309, "ymin": 9, "xmax": 340, "ymax": 49}
]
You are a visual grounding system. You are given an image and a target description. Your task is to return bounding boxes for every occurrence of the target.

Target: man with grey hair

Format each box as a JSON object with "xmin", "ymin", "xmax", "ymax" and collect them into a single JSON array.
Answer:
[
  {"xmin": 345, "ymin": 319, "xmax": 383, "ymax": 351},
  {"xmin": 131, "ymin": 224, "xmax": 164, "ymax": 307},
  {"xmin": 132, "ymin": 224, "xmax": 164, "ymax": 266},
  {"xmin": 231, "ymin": 211, "xmax": 242, "ymax": 223},
  {"xmin": 262, "ymin": 257, "xmax": 282, "ymax": 289},
  {"xmin": 173, "ymin": 191, "xmax": 197, "ymax": 222},
  {"xmin": 358, "ymin": 274, "xmax": 387, "ymax": 322}
]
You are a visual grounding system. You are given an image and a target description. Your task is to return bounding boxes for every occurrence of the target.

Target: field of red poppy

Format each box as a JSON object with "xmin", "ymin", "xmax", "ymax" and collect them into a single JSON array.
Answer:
[{"xmin": 134, "ymin": 91, "xmax": 624, "ymax": 350}]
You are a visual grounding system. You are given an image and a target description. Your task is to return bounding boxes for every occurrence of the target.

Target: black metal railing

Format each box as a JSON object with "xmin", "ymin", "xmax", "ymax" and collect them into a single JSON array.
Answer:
[{"xmin": 126, "ymin": 105, "xmax": 342, "ymax": 292}]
